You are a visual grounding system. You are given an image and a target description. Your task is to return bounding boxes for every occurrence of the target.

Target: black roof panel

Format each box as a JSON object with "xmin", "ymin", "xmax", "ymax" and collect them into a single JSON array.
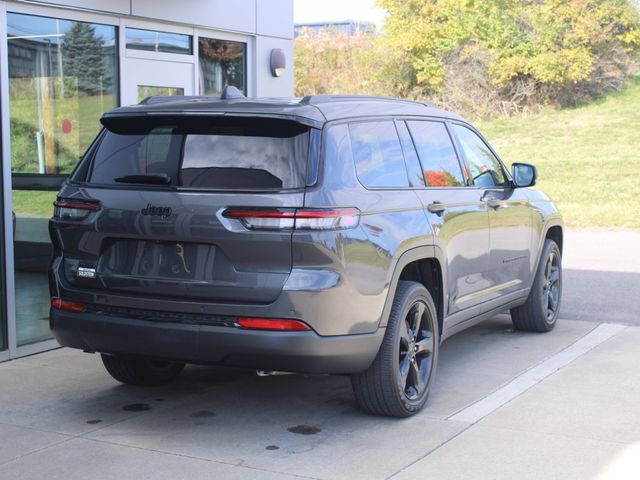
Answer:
[{"xmin": 101, "ymin": 95, "xmax": 466, "ymax": 127}]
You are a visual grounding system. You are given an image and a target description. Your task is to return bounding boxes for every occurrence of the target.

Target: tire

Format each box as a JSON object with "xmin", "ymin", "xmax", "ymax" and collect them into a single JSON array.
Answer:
[
  {"xmin": 351, "ymin": 281, "xmax": 439, "ymax": 417},
  {"xmin": 511, "ymin": 239, "xmax": 562, "ymax": 332},
  {"xmin": 101, "ymin": 354, "xmax": 185, "ymax": 386}
]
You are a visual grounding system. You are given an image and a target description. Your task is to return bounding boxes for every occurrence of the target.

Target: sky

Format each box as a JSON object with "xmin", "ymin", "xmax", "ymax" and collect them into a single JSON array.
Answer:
[{"xmin": 293, "ymin": 0, "xmax": 386, "ymax": 27}]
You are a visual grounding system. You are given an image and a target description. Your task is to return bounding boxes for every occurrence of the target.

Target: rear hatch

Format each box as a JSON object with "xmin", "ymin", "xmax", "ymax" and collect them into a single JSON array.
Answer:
[{"xmin": 52, "ymin": 115, "xmax": 313, "ymax": 304}]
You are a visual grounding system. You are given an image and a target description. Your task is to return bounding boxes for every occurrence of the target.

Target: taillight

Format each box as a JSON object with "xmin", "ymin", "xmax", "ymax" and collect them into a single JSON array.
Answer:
[
  {"xmin": 222, "ymin": 208, "xmax": 360, "ymax": 231},
  {"xmin": 223, "ymin": 208, "xmax": 296, "ymax": 230},
  {"xmin": 51, "ymin": 297, "xmax": 86, "ymax": 313},
  {"xmin": 53, "ymin": 199, "xmax": 100, "ymax": 220},
  {"xmin": 236, "ymin": 317, "xmax": 311, "ymax": 331}
]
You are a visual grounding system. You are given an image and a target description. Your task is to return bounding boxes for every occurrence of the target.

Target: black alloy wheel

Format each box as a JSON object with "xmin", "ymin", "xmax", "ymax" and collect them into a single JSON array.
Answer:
[{"xmin": 352, "ymin": 281, "xmax": 439, "ymax": 417}]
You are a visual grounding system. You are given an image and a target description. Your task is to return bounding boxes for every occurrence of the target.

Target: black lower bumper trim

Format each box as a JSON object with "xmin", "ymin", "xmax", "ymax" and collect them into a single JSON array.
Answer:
[{"xmin": 50, "ymin": 309, "xmax": 384, "ymax": 374}]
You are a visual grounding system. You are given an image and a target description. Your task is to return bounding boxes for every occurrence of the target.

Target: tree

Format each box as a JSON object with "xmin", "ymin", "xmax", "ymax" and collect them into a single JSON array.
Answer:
[
  {"xmin": 61, "ymin": 22, "xmax": 106, "ymax": 96},
  {"xmin": 379, "ymin": 0, "xmax": 640, "ymax": 111}
]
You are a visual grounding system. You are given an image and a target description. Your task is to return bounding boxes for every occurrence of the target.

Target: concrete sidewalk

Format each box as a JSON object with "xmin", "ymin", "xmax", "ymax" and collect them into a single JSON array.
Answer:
[{"xmin": 1, "ymin": 315, "xmax": 638, "ymax": 480}]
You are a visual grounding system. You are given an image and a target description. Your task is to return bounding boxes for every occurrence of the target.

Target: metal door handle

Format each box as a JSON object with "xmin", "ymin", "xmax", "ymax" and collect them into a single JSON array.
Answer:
[
  {"xmin": 486, "ymin": 198, "xmax": 504, "ymax": 209},
  {"xmin": 427, "ymin": 201, "xmax": 446, "ymax": 215}
]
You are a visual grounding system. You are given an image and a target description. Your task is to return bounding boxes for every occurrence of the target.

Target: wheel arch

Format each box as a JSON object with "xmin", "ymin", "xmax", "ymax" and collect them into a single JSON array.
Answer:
[
  {"xmin": 379, "ymin": 246, "xmax": 447, "ymax": 340},
  {"xmin": 545, "ymin": 224, "xmax": 563, "ymax": 254}
]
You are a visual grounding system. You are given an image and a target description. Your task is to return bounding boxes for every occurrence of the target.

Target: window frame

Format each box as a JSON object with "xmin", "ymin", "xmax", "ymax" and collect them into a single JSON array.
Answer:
[{"xmin": 448, "ymin": 121, "xmax": 513, "ymax": 189}]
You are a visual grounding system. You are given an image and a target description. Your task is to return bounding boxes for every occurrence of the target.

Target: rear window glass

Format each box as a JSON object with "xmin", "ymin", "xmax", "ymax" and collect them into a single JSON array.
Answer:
[{"xmin": 88, "ymin": 118, "xmax": 309, "ymax": 190}]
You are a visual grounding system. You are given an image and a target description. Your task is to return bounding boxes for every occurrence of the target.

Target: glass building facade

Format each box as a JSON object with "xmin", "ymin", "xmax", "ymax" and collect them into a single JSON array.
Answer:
[
  {"xmin": 0, "ymin": 0, "xmax": 273, "ymax": 360},
  {"xmin": 8, "ymin": 13, "xmax": 119, "ymax": 346}
]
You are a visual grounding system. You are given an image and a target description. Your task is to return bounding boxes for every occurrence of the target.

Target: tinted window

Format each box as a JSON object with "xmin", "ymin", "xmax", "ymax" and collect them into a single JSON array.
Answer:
[
  {"xmin": 349, "ymin": 121, "xmax": 409, "ymax": 188},
  {"xmin": 407, "ymin": 121, "xmax": 464, "ymax": 187},
  {"xmin": 452, "ymin": 124, "xmax": 507, "ymax": 187},
  {"xmin": 89, "ymin": 118, "xmax": 309, "ymax": 190},
  {"xmin": 396, "ymin": 121, "xmax": 426, "ymax": 187}
]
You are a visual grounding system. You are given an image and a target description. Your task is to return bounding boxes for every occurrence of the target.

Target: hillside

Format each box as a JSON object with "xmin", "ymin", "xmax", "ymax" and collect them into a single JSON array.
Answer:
[{"xmin": 480, "ymin": 77, "xmax": 640, "ymax": 228}]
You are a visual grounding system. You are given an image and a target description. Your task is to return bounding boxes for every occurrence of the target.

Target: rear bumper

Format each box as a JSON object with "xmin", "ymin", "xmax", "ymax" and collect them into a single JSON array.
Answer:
[{"xmin": 50, "ymin": 308, "xmax": 384, "ymax": 374}]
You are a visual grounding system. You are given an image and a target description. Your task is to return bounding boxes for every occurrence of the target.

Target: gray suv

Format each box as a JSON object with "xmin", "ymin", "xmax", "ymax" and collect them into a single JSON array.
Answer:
[{"xmin": 49, "ymin": 92, "xmax": 563, "ymax": 417}]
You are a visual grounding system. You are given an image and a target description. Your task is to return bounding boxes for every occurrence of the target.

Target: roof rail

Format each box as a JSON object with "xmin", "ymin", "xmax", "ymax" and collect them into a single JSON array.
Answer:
[{"xmin": 299, "ymin": 94, "xmax": 432, "ymax": 107}]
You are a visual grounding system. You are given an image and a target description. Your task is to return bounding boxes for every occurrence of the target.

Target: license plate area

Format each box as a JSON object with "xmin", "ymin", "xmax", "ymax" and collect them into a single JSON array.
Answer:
[{"xmin": 98, "ymin": 239, "xmax": 215, "ymax": 281}]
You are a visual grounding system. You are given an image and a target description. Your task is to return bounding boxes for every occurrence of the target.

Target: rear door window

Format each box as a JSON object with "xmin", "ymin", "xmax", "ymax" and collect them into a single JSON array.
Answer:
[
  {"xmin": 349, "ymin": 121, "xmax": 409, "ymax": 188},
  {"xmin": 88, "ymin": 118, "xmax": 309, "ymax": 190},
  {"xmin": 406, "ymin": 121, "xmax": 465, "ymax": 187}
]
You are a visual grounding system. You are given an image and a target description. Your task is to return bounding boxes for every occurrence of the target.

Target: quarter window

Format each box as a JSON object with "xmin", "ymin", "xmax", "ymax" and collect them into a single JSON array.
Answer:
[
  {"xmin": 406, "ymin": 121, "xmax": 464, "ymax": 187},
  {"xmin": 451, "ymin": 125, "xmax": 507, "ymax": 187},
  {"xmin": 349, "ymin": 121, "xmax": 409, "ymax": 188}
]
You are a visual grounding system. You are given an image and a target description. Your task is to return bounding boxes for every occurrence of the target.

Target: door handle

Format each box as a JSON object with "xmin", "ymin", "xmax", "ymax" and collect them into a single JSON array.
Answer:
[
  {"xmin": 427, "ymin": 201, "xmax": 446, "ymax": 215},
  {"xmin": 486, "ymin": 198, "xmax": 504, "ymax": 209}
]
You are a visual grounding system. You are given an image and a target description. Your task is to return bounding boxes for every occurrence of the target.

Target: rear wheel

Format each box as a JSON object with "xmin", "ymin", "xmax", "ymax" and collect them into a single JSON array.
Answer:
[
  {"xmin": 351, "ymin": 281, "xmax": 439, "ymax": 417},
  {"xmin": 101, "ymin": 354, "xmax": 185, "ymax": 386},
  {"xmin": 511, "ymin": 239, "xmax": 562, "ymax": 332}
]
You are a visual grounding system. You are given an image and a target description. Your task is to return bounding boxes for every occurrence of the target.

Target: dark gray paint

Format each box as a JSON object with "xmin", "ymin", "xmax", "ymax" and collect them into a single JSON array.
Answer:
[{"xmin": 49, "ymin": 95, "xmax": 563, "ymax": 373}]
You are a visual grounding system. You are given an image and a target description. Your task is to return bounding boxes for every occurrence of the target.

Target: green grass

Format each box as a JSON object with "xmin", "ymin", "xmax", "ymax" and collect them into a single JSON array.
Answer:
[
  {"xmin": 479, "ymin": 77, "xmax": 640, "ymax": 229},
  {"xmin": 12, "ymin": 191, "xmax": 57, "ymax": 218}
]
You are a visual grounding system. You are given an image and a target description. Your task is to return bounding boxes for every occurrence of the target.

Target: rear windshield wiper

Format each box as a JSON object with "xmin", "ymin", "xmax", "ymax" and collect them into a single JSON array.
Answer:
[{"xmin": 114, "ymin": 174, "xmax": 171, "ymax": 185}]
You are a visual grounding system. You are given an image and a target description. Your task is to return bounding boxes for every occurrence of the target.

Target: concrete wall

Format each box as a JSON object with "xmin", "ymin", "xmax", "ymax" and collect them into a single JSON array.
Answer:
[
  {"xmin": 255, "ymin": 36, "xmax": 294, "ymax": 97},
  {"xmin": 131, "ymin": 0, "xmax": 256, "ymax": 34},
  {"xmin": 32, "ymin": 0, "xmax": 293, "ymax": 37}
]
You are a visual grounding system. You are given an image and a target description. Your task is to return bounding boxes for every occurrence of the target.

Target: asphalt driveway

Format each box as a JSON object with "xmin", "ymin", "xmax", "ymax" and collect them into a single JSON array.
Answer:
[{"xmin": 562, "ymin": 230, "xmax": 640, "ymax": 325}]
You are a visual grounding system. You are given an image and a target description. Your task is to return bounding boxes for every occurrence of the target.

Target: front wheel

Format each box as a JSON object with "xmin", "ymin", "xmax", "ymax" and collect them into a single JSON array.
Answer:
[
  {"xmin": 511, "ymin": 239, "xmax": 562, "ymax": 332},
  {"xmin": 351, "ymin": 281, "xmax": 439, "ymax": 417},
  {"xmin": 101, "ymin": 354, "xmax": 185, "ymax": 386}
]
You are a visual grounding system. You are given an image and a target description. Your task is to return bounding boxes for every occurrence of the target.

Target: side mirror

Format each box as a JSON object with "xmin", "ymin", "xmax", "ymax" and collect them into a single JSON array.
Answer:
[{"xmin": 512, "ymin": 163, "xmax": 537, "ymax": 188}]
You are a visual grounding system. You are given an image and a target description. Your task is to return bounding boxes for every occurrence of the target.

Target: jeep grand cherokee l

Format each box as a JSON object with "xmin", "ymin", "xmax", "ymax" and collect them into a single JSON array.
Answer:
[{"xmin": 49, "ymin": 92, "xmax": 563, "ymax": 417}]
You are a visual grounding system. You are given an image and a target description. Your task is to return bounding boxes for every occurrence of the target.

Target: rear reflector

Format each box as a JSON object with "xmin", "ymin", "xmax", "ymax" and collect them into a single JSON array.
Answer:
[
  {"xmin": 236, "ymin": 317, "xmax": 311, "ymax": 331},
  {"xmin": 51, "ymin": 297, "xmax": 86, "ymax": 313},
  {"xmin": 223, "ymin": 207, "xmax": 359, "ymax": 231},
  {"xmin": 53, "ymin": 199, "xmax": 100, "ymax": 220}
]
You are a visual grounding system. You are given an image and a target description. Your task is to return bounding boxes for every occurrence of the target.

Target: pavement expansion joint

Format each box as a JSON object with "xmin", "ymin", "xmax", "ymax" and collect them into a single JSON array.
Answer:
[{"xmin": 447, "ymin": 322, "xmax": 626, "ymax": 424}]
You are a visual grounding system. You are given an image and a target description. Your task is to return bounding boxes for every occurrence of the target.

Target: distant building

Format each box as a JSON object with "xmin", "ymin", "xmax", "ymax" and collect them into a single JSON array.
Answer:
[{"xmin": 294, "ymin": 20, "xmax": 376, "ymax": 37}]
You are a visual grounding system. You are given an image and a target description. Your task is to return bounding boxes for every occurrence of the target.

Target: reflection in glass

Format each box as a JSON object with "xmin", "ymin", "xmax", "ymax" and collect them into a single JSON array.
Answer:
[
  {"xmin": 126, "ymin": 28, "xmax": 192, "ymax": 55},
  {"xmin": 0, "ymin": 194, "xmax": 4, "ymax": 351},
  {"xmin": 7, "ymin": 12, "xmax": 118, "ymax": 346},
  {"xmin": 350, "ymin": 121, "xmax": 409, "ymax": 188},
  {"xmin": 407, "ymin": 121, "xmax": 464, "ymax": 187},
  {"xmin": 199, "ymin": 38, "xmax": 246, "ymax": 96},
  {"xmin": 138, "ymin": 85, "xmax": 184, "ymax": 102},
  {"xmin": 451, "ymin": 124, "xmax": 507, "ymax": 187}
]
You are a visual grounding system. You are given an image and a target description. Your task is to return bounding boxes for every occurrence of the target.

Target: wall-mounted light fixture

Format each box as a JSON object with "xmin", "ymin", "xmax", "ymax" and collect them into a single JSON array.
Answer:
[{"xmin": 270, "ymin": 48, "xmax": 286, "ymax": 77}]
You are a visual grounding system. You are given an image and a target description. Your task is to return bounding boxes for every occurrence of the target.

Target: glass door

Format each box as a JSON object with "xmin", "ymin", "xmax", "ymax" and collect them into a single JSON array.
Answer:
[
  {"xmin": 121, "ymin": 57, "xmax": 194, "ymax": 106},
  {"xmin": 6, "ymin": 12, "xmax": 119, "ymax": 347},
  {"xmin": 0, "ymin": 96, "xmax": 6, "ymax": 356}
]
